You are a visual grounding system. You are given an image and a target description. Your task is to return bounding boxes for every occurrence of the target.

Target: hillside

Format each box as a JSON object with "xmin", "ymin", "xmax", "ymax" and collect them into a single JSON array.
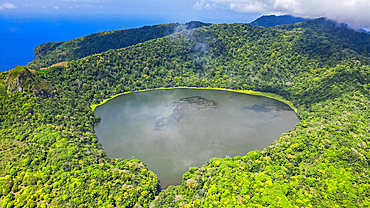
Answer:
[
  {"xmin": 1, "ymin": 66, "xmax": 56, "ymax": 97},
  {"xmin": 250, "ymin": 15, "xmax": 309, "ymax": 27},
  {"xmin": 1, "ymin": 18, "xmax": 370, "ymax": 207},
  {"xmin": 27, "ymin": 21, "xmax": 211, "ymax": 69},
  {"xmin": 276, "ymin": 18, "xmax": 370, "ymax": 67}
]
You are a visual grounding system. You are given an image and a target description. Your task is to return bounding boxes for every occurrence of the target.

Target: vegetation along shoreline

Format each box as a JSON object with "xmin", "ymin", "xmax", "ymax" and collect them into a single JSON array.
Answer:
[{"xmin": 90, "ymin": 87, "xmax": 298, "ymax": 113}]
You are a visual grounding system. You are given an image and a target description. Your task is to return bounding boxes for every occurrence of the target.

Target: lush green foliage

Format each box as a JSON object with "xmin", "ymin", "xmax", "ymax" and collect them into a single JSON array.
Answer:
[
  {"xmin": 1, "ymin": 66, "xmax": 56, "ymax": 97},
  {"xmin": 1, "ymin": 18, "xmax": 370, "ymax": 207},
  {"xmin": 27, "ymin": 21, "xmax": 211, "ymax": 69}
]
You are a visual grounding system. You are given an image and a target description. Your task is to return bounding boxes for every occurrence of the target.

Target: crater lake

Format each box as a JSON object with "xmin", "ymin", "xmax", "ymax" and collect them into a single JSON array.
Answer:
[{"xmin": 94, "ymin": 89, "xmax": 300, "ymax": 188}]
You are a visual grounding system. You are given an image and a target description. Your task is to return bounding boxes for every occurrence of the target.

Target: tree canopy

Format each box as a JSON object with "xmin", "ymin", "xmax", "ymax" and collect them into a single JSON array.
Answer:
[{"xmin": 1, "ymin": 18, "xmax": 370, "ymax": 207}]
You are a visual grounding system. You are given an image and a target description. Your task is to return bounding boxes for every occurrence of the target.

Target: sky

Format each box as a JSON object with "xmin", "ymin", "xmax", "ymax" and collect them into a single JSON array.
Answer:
[
  {"xmin": 0, "ymin": 0, "xmax": 260, "ymax": 24},
  {"xmin": 1, "ymin": 0, "xmax": 370, "ymax": 29}
]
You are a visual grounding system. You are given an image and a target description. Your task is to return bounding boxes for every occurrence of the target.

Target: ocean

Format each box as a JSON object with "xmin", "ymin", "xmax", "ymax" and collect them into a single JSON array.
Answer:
[{"xmin": 0, "ymin": 17, "xmax": 168, "ymax": 72}]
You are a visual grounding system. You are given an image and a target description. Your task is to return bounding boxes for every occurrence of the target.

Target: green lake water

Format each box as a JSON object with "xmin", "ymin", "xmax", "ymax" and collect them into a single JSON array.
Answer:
[{"xmin": 94, "ymin": 89, "xmax": 299, "ymax": 188}]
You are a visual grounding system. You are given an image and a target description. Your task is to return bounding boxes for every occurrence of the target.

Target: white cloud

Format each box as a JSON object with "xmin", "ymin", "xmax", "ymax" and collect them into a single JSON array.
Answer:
[
  {"xmin": 200, "ymin": 0, "xmax": 370, "ymax": 28},
  {"xmin": 54, "ymin": 6, "xmax": 60, "ymax": 9},
  {"xmin": 0, "ymin": 2, "xmax": 15, "ymax": 10},
  {"xmin": 64, "ymin": 0, "xmax": 105, "ymax": 2},
  {"xmin": 194, "ymin": 0, "xmax": 207, "ymax": 10},
  {"xmin": 194, "ymin": 0, "xmax": 215, "ymax": 10},
  {"xmin": 228, "ymin": 1, "xmax": 266, "ymax": 13}
]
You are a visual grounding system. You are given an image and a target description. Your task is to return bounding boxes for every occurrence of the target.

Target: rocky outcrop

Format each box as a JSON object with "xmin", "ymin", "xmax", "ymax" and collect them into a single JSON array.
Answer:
[{"xmin": 3, "ymin": 66, "xmax": 57, "ymax": 98}]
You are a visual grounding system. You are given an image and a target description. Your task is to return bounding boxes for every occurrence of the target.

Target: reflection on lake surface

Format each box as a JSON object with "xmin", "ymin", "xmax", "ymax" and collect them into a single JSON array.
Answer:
[{"xmin": 94, "ymin": 89, "xmax": 299, "ymax": 188}]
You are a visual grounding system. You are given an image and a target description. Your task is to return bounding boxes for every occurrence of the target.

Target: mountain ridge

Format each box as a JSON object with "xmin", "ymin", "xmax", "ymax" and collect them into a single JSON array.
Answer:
[
  {"xmin": 250, "ymin": 14, "xmax": 310, "ymax": 27},
  {"xmin": 27, "ymin": 21, "xmax": 211, "ymax": 69}
]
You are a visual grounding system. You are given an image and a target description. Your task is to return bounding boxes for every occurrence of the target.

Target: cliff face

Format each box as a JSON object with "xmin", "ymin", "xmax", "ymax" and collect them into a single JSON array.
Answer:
[{"xmin": 3, "ymin": 66, "xmax": 57, "ymax": 97}]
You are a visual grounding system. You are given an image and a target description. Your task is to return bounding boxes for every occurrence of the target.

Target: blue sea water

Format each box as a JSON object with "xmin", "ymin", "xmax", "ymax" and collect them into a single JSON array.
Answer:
[
  {"xmin": 0, "ymin": 11, "xmax": 261, "ymax": 72},
  {"xmin": 0, "ymin": 17, "xmax": 168, "ymax": 71}
]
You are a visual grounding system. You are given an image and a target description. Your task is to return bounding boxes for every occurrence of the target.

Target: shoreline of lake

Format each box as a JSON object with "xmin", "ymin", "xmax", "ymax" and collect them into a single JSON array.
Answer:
[
  {"xmin": 93, "ymin": 88, "xmax": 300, "ymax": 188},
  {"xmin": 91, "ymin": 87, "xmax": 297, "ymax": 113}
]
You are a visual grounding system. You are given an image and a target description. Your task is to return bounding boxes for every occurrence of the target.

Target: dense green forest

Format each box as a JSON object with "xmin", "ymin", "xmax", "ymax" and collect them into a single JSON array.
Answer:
[
  {"xmin": 27, "ymin": 21, "xmax": 211, "ymax": 69},
  {"xmin": 1, "ymin": 17, "xmax": 370, "ymax": 207}
]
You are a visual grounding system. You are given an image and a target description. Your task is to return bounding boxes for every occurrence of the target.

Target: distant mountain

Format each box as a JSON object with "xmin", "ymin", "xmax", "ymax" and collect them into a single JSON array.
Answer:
[
  {"xmin": 27, "ymin": 21, "xmax": 211, "ymax": 69},
  {"xmin": 250, "ymin": 15, "xmax": 310, "ymax": 27},
  {"xmin": 358, "ymin": 28, "xmax": 370, "ymax": 35}
]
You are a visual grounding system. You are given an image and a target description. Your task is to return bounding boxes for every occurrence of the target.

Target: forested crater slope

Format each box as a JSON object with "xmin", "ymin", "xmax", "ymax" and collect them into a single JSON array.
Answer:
[
  {"xmin": 1, "ymin": 18, "xmax": 370, "ymax": 207},
  {"xmin": 27, "ymin": 21, "xmax": 211, "ymax": 69}
]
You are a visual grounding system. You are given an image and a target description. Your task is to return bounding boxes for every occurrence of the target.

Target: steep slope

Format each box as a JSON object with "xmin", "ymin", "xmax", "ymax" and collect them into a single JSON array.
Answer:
[
  {"xmin": 1, "ymin": 18, "xmax": 370, "ymax": 207},
  {"xmin": 27, "ymin": 21, "xmax": 211, "ymax": 69},
  {"xmin": 1, "ymin": 66, "xmax": 56, "ymax": 97},
  {"xmin": 276, "ymin": 18, "xmax": 370, "ymax": 66},
  {"xmin": 250, "ymin": 15, "xmax": 309, "ymax": 27}
]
